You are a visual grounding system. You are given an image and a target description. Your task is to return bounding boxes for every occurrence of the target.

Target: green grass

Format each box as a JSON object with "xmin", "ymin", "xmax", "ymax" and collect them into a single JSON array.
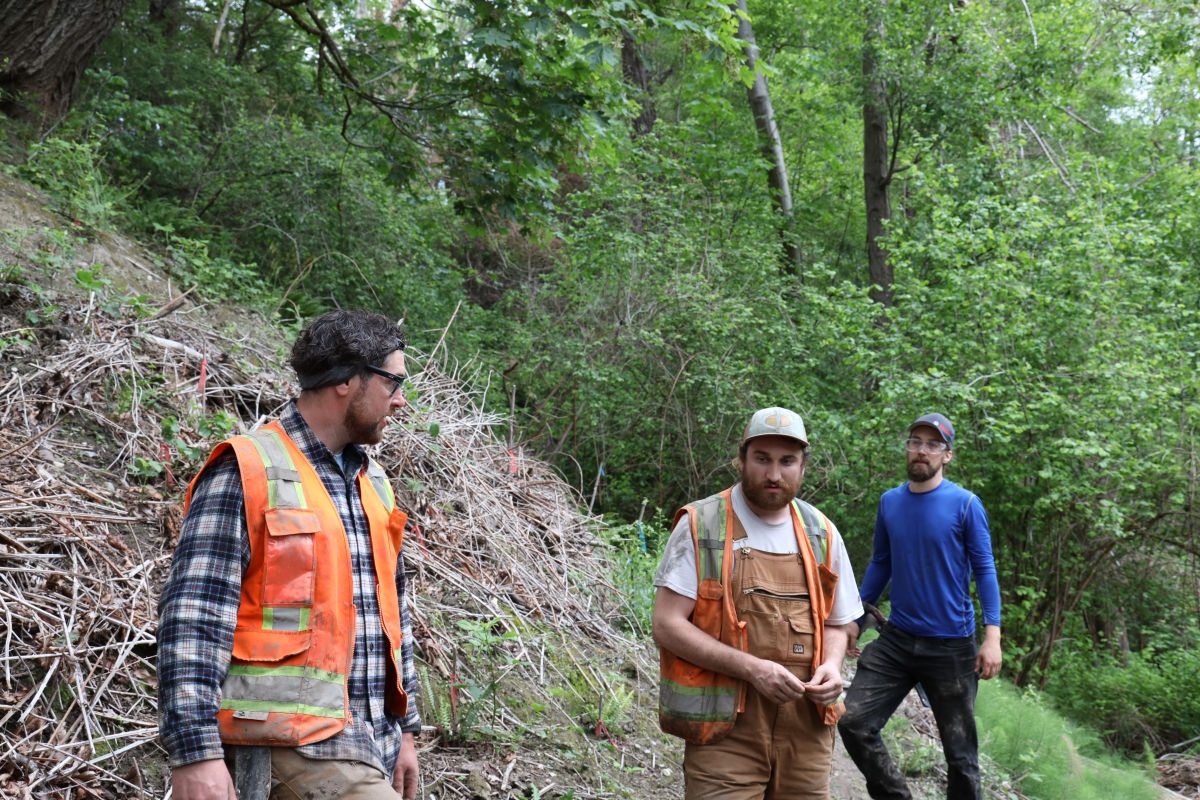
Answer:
[{"xmin": 976, "ymin": 680, "xmax": 1160, "ymax": 800}]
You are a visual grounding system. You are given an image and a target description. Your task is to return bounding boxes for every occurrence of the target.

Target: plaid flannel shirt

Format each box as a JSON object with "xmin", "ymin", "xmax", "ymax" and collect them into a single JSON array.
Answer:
[{"xmin": 158, "ymin": 401, "xmax": 420, "ymax": 777}]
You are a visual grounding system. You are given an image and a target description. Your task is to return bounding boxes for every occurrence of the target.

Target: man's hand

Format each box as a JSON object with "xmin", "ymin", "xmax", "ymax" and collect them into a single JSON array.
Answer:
[
  {"xmin": 171, "ymin": 759, "xmax": 236, "ymax": 800},
  {"xmin": 804, "ymin": 662, "xmax": 844, "ymax": 705},
  {"xmin": 746, "ymin": 659, "xmax": 807, "ymax": 705},
  {"xmin": 392, "ymin": 732, "xmax": 419, "ymax": 799},
  {"xmin": 845, "ymin": 620, "xmax": 861, "ymax": 658},
  {"xmin": 976, "ymin": 625, "xmax": 1002, "ymax": 680}
]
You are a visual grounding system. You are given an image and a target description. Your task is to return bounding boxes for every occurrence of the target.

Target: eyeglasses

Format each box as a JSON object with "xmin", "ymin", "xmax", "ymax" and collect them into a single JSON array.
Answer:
[
  {"xmin": 365, "ymin": 365, "xmax": 407, "ymax": 396},
  {"xmin": 904, "ymin": 438, "xmax": 949, "ymax": 454}
]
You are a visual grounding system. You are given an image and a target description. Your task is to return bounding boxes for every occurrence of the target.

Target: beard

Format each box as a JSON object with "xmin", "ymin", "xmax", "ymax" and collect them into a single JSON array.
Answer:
[
  {"xmin": 742, "ymin": 471, "xmax": 802, "ymax": 512},
  {"xmin": 344, "ymin": 383, "xmax": 387, "ymax": 445},
  {"xmin": 906, "ymin": 459, "xmax": 940, "ymax": 483}
]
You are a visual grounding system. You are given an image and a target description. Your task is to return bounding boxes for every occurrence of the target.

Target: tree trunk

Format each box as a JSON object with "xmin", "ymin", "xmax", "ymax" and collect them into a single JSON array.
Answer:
[
  {"xmin": 621, "ymin": 32, "xmax": 656, "ymax": 137},
  {"xmin": 0, "ymin": 0, "xmax": 135, "ymax": 125},
  {"xmin": 149, "ymin": 0, "xmax": 183, "ymax": 37},
  {"xmin": 734, "ymin": 0, "xmax": 801, "ymax": 275},
  {"xmin": 863, "ymin": 0, "xmax": 893, "ymax": 306}
]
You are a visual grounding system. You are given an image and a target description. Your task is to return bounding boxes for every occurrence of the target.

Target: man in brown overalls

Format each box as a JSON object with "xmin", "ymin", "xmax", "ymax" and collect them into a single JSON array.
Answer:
[{"xmin": 653, "ymin": 407, "xmax": 863, "ymax": 799}]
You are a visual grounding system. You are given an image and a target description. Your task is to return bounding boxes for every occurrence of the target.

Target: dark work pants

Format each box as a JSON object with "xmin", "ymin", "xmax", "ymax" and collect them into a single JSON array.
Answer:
[{"xmin": 838, "ymin": 624, "xmax": 981, "ymax": 800}]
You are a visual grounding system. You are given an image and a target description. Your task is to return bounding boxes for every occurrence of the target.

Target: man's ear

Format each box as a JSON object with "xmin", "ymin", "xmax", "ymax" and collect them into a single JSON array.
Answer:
[
  {"xmin": 333, "ymin": 378, "xmax": 355, "ymax": 398},
  {"xmin": 943, "ymin": 449, "xmax": 954, "ymax": 465}
]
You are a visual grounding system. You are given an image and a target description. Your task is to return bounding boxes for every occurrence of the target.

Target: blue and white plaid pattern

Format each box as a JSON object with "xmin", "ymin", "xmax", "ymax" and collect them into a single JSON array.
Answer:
[{"xmin": 158, "ymin": 401, "xmax": 420, "ymax": 777}]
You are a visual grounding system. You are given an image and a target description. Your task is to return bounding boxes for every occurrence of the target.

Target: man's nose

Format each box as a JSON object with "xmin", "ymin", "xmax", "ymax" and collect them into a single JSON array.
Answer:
[{"xmin": 391, "ymin": 392, "xmax": 407, "ymax": 410}]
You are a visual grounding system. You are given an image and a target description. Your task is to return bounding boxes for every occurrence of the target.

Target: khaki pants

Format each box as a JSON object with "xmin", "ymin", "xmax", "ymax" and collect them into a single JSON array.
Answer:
[
  {"xmin": 684, "ymin": 679, "xmax": 836, "ymax": 800},
  {"xmin": 270, "ymin": 748, "xmax": 398, "ymax": 800}
]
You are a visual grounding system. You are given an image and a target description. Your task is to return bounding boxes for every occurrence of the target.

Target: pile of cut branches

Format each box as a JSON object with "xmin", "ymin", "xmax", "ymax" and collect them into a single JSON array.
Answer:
[
  {"xmin": 0, "ymin": 276, "xmax": 647, "ymax": 800},
  {"xmin": 1160, "ymin": 755, "xmax": 1200, "ymax": 799}
]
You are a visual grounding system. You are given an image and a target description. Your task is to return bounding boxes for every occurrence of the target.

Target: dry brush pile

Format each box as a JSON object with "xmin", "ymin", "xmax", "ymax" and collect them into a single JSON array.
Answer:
[{"xmin": 0, "ymin": 250, "xmax": 655, "ymax": 800}]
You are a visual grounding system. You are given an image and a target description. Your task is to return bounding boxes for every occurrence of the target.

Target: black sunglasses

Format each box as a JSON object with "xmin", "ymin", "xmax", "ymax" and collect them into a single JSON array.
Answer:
[{"xmin": 364, "ymin": 365, "xmax": 407, "ymax": 395}]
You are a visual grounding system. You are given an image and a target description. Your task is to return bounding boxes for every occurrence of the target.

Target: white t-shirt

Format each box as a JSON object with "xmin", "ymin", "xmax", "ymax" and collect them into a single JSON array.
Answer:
[{"xmin": 653, "ymin": 484, "xmax": 864, "ymax": 625}]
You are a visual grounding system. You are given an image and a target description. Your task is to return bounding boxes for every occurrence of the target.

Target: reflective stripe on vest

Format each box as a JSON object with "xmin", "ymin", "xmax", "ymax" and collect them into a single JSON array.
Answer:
[
  {"xmin": 262, "ymin": 607, "xmax": 310, "ymax": 631},
  {"xmin": 220, "ymin": 665, "xmax": 346, "ymax": 719},
  {"xmin": 659, "ymin": 676, "xmax": 739, "ymax": 721},
  {"xmin": 693, "ymin": 495, "xmax": 832, "ymax": 576},
  {"xmin": 696, "ymin": 494, "xmax": 726, "ymax": 582},
  {"xmin": 367, "ymin": 458, "xmax": 396, "ymax": 512},
  {"xmin": 246, "ymin": 428, "xmax": 308, "ymax": 510},
  {"xmin": 792, "ymin": 499, "xmax": 828, "ymax": 563}
]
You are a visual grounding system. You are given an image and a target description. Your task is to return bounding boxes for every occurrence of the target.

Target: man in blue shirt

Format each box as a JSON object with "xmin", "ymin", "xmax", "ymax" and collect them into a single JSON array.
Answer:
[{"xmin": 838, "ymin": 413, "xmax": 1001, "ymax": 800}]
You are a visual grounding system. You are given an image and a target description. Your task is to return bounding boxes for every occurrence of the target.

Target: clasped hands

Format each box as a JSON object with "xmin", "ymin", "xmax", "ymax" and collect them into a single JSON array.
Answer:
[{"xmin": 747, "ymin": 658, "xmax": 842, "ymax": 706}]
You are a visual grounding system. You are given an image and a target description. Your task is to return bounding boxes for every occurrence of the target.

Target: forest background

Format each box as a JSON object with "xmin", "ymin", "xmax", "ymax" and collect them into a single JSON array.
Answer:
[{"xmin": 1, "ymin": 0, "xmax": 1199, "ymax": 764}]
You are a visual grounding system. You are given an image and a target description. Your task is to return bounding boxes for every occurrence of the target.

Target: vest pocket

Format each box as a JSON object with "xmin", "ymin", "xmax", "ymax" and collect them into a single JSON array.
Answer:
[
  {"xmin": 692, "ymin": 579, "xmax": 724, "ymax": 638},
  {"xmin": 263, "ymin": 508, "xmax": 317, "ymax": 605},
  {"xmin": 232, "ymin": 629, "xmax": 312, "ymax": 662}
]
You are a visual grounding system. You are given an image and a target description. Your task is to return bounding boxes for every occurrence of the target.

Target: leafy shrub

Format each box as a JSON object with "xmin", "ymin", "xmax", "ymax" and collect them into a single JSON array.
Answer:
[
  {"xmin": 1045, "ymin": 647, "xmax": 1200, "ymax": 753},
  {"xmin": 976, "ymin": 680, "xmax": 1160, "ymax": 800},
  {"xmin": 18, "ymin": 137, "xmax": 130, "ymax": 229},
  {"xmin": 152, "ymin": 227, "xmax": 272, "ymax": 306},
  {"xmin": 601, "ymin": 514, "xmax": 670, "ymax": 637}
]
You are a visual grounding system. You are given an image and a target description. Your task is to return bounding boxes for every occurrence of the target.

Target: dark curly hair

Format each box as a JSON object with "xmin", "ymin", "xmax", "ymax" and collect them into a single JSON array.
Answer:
[{"xmin": 289, "ymin": 310, "xmax": 406, "ymax": 391}]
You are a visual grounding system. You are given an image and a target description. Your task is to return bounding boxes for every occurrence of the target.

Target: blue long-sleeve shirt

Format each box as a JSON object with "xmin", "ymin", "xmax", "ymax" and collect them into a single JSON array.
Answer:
[{"xmin": 858, "ymin": 479, "xmax": 1001, "ymax": 638}]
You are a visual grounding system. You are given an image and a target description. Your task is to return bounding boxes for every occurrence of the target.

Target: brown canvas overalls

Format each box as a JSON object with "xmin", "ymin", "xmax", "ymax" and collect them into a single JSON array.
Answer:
[{"xmin": 683, "ymin": 512, "xmax": 836, "ymax": 800}]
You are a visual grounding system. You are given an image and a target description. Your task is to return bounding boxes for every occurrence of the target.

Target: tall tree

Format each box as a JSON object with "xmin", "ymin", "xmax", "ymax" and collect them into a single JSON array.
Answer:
[
  {"xmin": 0, "ymin": 0, "xmax": 136, "ymax": 124},
  {"xmin": 862, "ymin": 0, "xmax": 892, "ymax": 306},
  {"xmin": 734, "ymin": 0, "xmax": 801, "ymax": 274}
]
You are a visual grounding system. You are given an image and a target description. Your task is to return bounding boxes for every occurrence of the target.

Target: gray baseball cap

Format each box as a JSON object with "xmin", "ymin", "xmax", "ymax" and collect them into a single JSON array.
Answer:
[
  {"xmin": 909, "ymin": 412, "xmax": 955, "ymax": 448},
  {"xmin": 742, "ymin": 407, "xmax": 809, "ymax": 447}
]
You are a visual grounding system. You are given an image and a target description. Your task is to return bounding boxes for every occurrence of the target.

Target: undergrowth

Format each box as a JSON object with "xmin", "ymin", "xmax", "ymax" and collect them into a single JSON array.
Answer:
[
  {"xmin": 1045, "ymin": 645, "xmax": 1200, "ymax": 754},
  {"xmin": 975, "ymin": 680, "xmax": 1160, "ymax": 800},
  {"xmin": 601, "ymin": 512, "xmax": 670, "ymax": 637}
]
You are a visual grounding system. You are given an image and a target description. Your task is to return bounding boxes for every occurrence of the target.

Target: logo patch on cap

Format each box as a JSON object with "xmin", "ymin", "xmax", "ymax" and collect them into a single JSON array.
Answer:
[{"xmin": 765, "ymin": 414, "xmax": 792, "ymax": 427}]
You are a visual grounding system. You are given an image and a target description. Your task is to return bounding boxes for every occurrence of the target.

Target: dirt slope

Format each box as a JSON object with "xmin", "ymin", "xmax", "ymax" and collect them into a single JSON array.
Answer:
[{"xmin": 0, "ymin": 170, "xmax": 684, "ymax": 800}]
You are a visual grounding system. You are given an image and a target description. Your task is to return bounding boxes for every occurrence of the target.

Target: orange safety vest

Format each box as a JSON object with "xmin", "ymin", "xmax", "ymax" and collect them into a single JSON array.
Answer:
[
  {"xmin": 658, "ymin": 486, "xmax": 844, "ymax": 745},
  {"xmin": 183, "ymin": 420, "xmax": 409, "ymax": 747}
]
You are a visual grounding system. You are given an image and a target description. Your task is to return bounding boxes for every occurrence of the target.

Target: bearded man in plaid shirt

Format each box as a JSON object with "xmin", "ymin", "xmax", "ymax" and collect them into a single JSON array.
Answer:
[{"xmin": 159, "ymin": 311, "xmax": 421, "ymax": 800}]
